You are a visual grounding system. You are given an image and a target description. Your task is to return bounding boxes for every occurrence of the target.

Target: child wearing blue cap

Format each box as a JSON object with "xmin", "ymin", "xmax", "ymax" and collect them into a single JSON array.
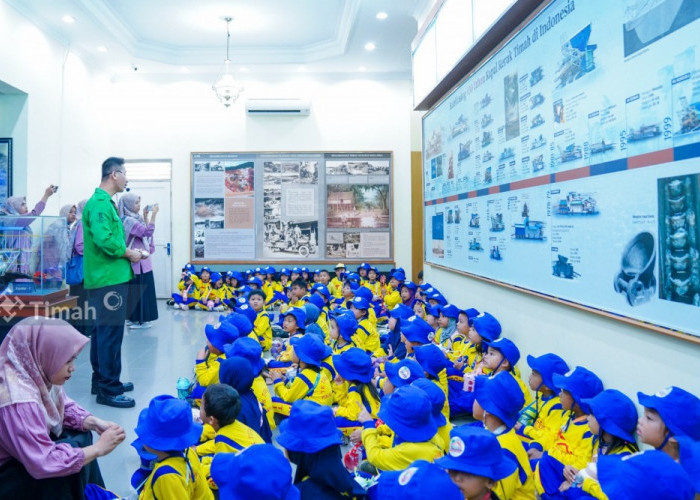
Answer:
[
  {"xmin": 225, "ymin": 337, "xmax": 276, "ymax": 431},
  {"xmin": 333, "ymin": 348, "xmax": 382, "ymax": 435},
  {"xmin": 515, "ymin": 356, "xmax": 569, "ymax": 462},
  {"xmin": 278, "ymin": 401, "xmax": 367, "ymax": 499},
  {"xmin": 330, "ymin": 312, "xmax": 360, "ymax": 354},
  {"xmin": 598, "ymin": 450, "xmax": 694, "ymax": 500},
  {"xmin": 364, "ymin": 266, "xmax": 381, "ymax": 298},
  {"xmin": 383, "ymin": 358, "xmax": 426, "ymax": 394},
  {"xmin": 382, "ymin": 304, "xmax": 414, "ymax": 361},
  {"xmin": 247, "ymin": 290, "xmax": 273, "ymax": 350},
  {"xmin": 269, "ymin": 307, "xmax": 306, "ymax": 373},
  {"xmin": 369, "ymin": 460, "xmax": 462, "ymax": 500},
  {"xmin": 482, "ymin": 337, "xmax": 533, "ymax": 409},
  {"xmin": 637, "ymin": 386, "xmax": 700, "ymax": 461},
  {"xmin": 436, "ymin": 304, "xmax": 460, "ymax": 348},
  {"xmin": 399, "ymin": 316, "xmax": 436, "ymax": 359},
  {"xmin": 473, "ymin": 372, "xmax": 534, "ymax": 500},
  {"xmin": 556, "ymin": 389, "xmax": 639, "ymax": 497},
  {"xmin": 302, "ymin": 303, "xmax": 326, "ymax": 341},
  {"xmin": 436, "ymin": 426, "xmax": 518, "ymax": 500},
  {"xmin": 287, "ymin": 278, "xmax": 308, "ymax": 309},
  {"xmin": 359, "ymin": 385, "xmax": 444, "ymax": 471},
  {"xmin": 135, "ymin": 395, "xmax": 213, "ymax": 500},
  {"xmin": 447, "ymin": 308, "xmax": 479, "ymax": 362},
  {"xmin": 349, "ymin": 297, "xmax": 381, "ymax": 355},
  {"xmin": 210, "ymin": 444, "xmax": 300, "ymax": 500},
  {"xmin": 329, "ymin": 263, "xmax": 346, "ymax": 298},
  {"xmin": 414, "ymin": 343, "xmax": 452, "ymax": 422},
  {"xmin": 677, "ymin": 436, "xmax": 700, "ymax": 497},
  {"xmin": 172, "ymin": 268, "xmax": 202, "ymax": 310},
  {"xmin": 189, "ymin": 321, "xmax": 240, "ymax": 402},
  {"xmin": 270, "ymin": 334, "xmax": 334, "ymax": 414},
  {"xmin": 533, "ymin": 366, "xmax": 604, "ymax": 496}
]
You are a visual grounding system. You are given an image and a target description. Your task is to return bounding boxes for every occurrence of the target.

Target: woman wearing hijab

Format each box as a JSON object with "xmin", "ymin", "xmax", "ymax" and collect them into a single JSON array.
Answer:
[
  {"xmin": 0, "ymin": 185, "xmax": 56, "ymax": 274},
  {"xmin": 277, "ymin": 400, "xmax": 367, "ymax": 499},
  {"xmin": 0, "ymin": 317, "xmax": 126, "ymax": 498},
  {"xmin": 40, "ymin": 204, "xmax": 76, "ymax": 279},
  {"xmin": 68, "ymin": 200, "xmax": 89, "ymax": 335},
  {"xmin": 219, "ymin": 355, "xmax": 273, "ymax": 443},
  {"xmin": 117, "ymin": 192, "xmax": 158, "ymax": 328}
]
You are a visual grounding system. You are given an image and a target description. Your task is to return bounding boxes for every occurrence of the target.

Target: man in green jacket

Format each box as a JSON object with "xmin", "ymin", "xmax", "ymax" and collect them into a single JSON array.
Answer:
[{"xmin": 83, "ymin": 157, "xmax": 144, "ymax": 408}]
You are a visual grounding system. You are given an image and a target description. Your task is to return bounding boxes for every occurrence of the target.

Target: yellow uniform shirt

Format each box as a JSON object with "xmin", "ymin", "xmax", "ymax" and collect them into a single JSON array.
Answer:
[
  {"xmin": 329, "ymin": 277, "xmax": 344, "ymax": 298},
  {"xmin": 384, "ymin": 290, "xmax": 401, "ymax": 309},
  {"xmin": 252, "ymin": 375, "xmax": 276, "ymax": 430},
  {"xmin": 201, "ymin": 420, "xmax": 265, "ymax": 488},
  {"xmin": 139, "ymin": 448, "xmax": 212, "ymax": 500},
  {"xmin": 273, "ymin": 367, "xmax": 333, "ymax": 406},
  {"xmin": 495, "ymin": 428, "xmax": 535, "ymax": 500},
  {"xmin": 547, "ymin": 415, "xmax": 597, "ymax": 470},
  {"xmin": 335, "ymin": 384, "xmax": 381, "ymax": 421},
  {"xmin": 253, "ymin": 311, "xmax": 273, "ymax": 350},
  {"xmin": 361, "ymin": 426, "xmax": 444, "ymax": 471},
  {"xmin": 352, "ymin": 318, "xmax": 380, "ymax": 354},
  {"xmin": 580, "ymin": 442, "xmax": 637, "ymax": 500},
  {"xmin": 194, "ymin": 352, "xmax": 225, "ymax": 387},
  {"xmin": 365, "ymin": 281, "xmax": 381, "ymax": 297},
  {"xmin": 516, "ymin": 394, "xmax": 563, "ymax": 448}
]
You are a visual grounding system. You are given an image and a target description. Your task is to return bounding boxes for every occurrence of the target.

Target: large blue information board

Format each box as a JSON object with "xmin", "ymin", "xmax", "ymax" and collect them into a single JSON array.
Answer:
[{"xmin": 422, "ymin": 0, "xmax": 700, "ymax": 338}]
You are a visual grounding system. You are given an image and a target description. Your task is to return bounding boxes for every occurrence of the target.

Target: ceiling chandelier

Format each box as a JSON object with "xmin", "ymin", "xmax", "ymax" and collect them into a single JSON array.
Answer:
[{"xmin": 212, "ymin": 17, "xmax": 244, "ymax": 107}]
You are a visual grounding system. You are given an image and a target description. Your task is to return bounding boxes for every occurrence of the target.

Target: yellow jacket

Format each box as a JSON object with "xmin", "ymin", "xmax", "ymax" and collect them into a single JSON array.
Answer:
[
  {"xmin": 276, "ymin": 333, "xmax": 303, "ymax": 363},
  {"xmin": 253, "ymin": 311, "xmax": 273, "ymax": 351},
  {"xmin": 495, "ymin": 428, "xmax": 535, "ymax": 500},
  {"xmin": 546, "ymin": 414, "xmax": 597, "ymax": 470},
  {"xmin": 384, "ymin": 290, "xmax": 401, "ymax": 309},
  {"xmin": 201, "ymin": 420, "xmax": 265, "ymax": 488},
  {"xmin": 335, "ymin": 384, "xmax": 381, "ymax": 421},
  {"xmin": 194, "ymin": 352, "xmax": 225, "ymax": 387},
  {"xmin": 516, "ymin": 394, "xmax": 563, "ymax": 449},
  {"xmin": 352, "ymin": 318, "xmax": 380, "ymax": 354},
  {"xmin": 361, "ymin": 425, "xmax": 444, "ymax": 471},
  {"xmin": 177, "ymin": 275, "xmax": 202, "ymax": 300},
  {"xmin": 139, "ymin": 448, "xmax": 212, "ymax": 500},
  {"xmin": 273, "ymin": 367, "xmax": 333, "ymax": 406},
  {"xmin": 252, "ymin": 375, "xmax": 276, "ymax": 430},
  {"xmin": 580, "ymin": 442, "xmax": 638, "ymax": 500},
  {"xmin": 329, "ymin": 277, "xmax": 344, "ymax": 298}
]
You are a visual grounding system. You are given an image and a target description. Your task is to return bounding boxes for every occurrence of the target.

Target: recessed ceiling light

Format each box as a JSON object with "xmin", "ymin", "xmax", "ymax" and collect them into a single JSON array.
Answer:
[
  {"xmin": 62, "ymin": 15, "xmax": 75, "ymax": 24},
  {"xmin": 358, "ymin": 66, "xmax": 367, "ymax": 72},
  {"xmin": 180, "ymin": 67, "xmax": 190, "ymax": 73},
  {"xmin": 239, "ymin": 67, "xmax": 249, "ymax": 73},
  {"xmin": 97, "ymin": 45, "xmax": 108, "ymax": 53},
  {"xmin": 376, "ymin": 12, "xmax": 388, "ymax": 20},
  {"xmin": 364, "ymin": 42, "xmax": 376, "ymax": 51}
]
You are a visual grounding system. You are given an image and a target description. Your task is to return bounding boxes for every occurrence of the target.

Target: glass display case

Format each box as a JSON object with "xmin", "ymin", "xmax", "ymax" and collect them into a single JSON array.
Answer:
[{"xmin": 0, "ymin": 215, "xmax": 70, "ymax": 295}]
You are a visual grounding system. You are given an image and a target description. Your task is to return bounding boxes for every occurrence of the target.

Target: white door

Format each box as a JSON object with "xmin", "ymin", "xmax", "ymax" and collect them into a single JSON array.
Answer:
[{"xmin": 118, "ymin": 161, "xmax": 173, "ymax": 299}]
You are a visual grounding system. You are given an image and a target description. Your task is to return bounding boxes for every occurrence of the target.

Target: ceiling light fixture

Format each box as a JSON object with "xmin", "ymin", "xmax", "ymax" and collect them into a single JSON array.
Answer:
[
  {"xmin": 212, "ymin": 17, "xmax": 244, "ymax": 107},
  {"xmin": 62, "ymin": 15, "xmax": 75, "ymax": 24},
  {"xmin": 97, "ymin": 45, "xmax": 107, "ymax": 53},
  {"xmin": 364, "ymin": 42, "xmax": 376, "ymax": 51},
  {"xmin": 376, "ymin": 12, "xmax": 388, "ymax": 20}
]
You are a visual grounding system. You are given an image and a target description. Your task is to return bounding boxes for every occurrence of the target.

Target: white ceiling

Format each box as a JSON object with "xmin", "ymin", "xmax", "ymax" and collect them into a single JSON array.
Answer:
[{"xmin": 6, "ymin": 0, "xmax": 435, "ymax": 79}]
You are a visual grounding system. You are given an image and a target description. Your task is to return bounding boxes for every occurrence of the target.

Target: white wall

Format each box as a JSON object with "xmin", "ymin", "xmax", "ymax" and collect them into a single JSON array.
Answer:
[
  {"xmin": 424, "ymin": 266, "xmax": 700, "ymax": 403},
  {"xmin": 100, "ymin": 76, "xmax": 414, "ymax": 285}
]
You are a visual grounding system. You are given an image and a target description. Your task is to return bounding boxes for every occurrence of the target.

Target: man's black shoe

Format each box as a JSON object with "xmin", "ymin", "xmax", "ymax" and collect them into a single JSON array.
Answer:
[
  {"xmin": 91, "ymin": 382, "xmax": 134, "ymax": 395},
  {"xmin": 96, "ymin": 394, "xmax": 135, "ymax": 408}
]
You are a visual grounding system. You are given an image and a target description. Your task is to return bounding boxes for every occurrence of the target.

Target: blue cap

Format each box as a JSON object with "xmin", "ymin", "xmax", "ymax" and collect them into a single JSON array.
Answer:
[
  {"xmin": 222, "ymin": 312, "xmax": 254, "ymax": 336},
  {"xmin": 277, "ymin": 400, "xmax": 344, "ymax": 453},
  {"xmin": 400, "ymin": 316, "xmax": 436, "ymax": 344},
  {"xmin": 424, "ymin": 304, "xmax": 442, "ymax": 318},
  {"xmin": 461, "ymin": 307, "xmax": 480, "ymax": 326},
  {"xmin": 300, "ymin": 267, "xmax": 309, "ymax": 273},
  {"xmin": 582, "ymin": 389, "xmax": 638, "ymax": 443},
  {"xmin": 235, "ymin": 303, "xmax": 258, "ymax": 325},
  {"xmin": 291, "ymin": 267, "xmax": 301, "ymax": 274},
  {"xmin": 346, "ymin": 272, "xmax": 361, "ymax": 282},
  {"xmin": 200, "ymin": 266, "xmax": 211, "ymax": 274},
  {"xmin": 345, "ymin": 280, "xmax": 360, "ymax": 291},
  {"xmin": 427, "ymin": 292, "xmax": 448, "ymax": 306},
  {"xmin": 281, "ymin": 307, "xmax": 306, "ymax": 330},
  {"xmin": 354, "ymin": 286, "xmax": 373, "ymax": 302},
  {"xmin": 210, "ymin": 272, "xmax": 222, "ymax": 283},
  {"xmin": 435, "ymin": 426, "xmax": 517, "ymax": 480},
  {"xmin": 419, "ymin": 282, "xmax": 433, "ymax": 291},
  {"xmin": 134, "ymin": 395, "xmax": 203, "ymax": 452},
  {"xmin": 374, "ymin": 460, "xmax": 463, "ymax": 500},
  {"xmin": 400, "ymin": 281, "xmax": 418, "ymax": 292},
  {"xmin": 264, "ymin": 266, "xmax": 276, "ymax": 274},
  {"xmin": 303, "ymin": 303, "xmax": 320, "ymax": 324},
  {"xmin": 378, "ymin": 385, "xmax": 437, "ymax": 443},
  {"xmin": 472, "ymin": 312, "xmax": 501, "ymax": 341},
  {"xmin": 311, "ymin": 284, "xmax": 331, "ymax": 300},
  {"xmin": 439, "ymin": 304, "xmax": 460, "ymax": 319},
  {"xmin": 224, "ymin": 337, "xmax": 265, "ymax": 375},
  {"xmin": 389, "ymin": 304, "xmax": 414, "ymax": 320},
  {"xmin": 677, "ymin": 436, "xmax": 700, "ymax": 494},
  {"xmin": 474, "ymin": 372, "xmax": 525, "ymax": 429},
  {"xmin": 552, "ymin": 366, "xmax": 604, "ymax": 411},
  {"xmin": 183, "ymin": 263, "xmax": 196, "ymax": 273},
  {"xmin": 303, "ymin": 293, "xmax": 326, "ymax": 312},
  {"xmin": 414, "ymin": 343, "xmax": 452, "ymax": 378},
  {"xmin": 484, "ymin": 337, "xmax": 520, "ymax": 368},
  {"xmin": 211, "ymin": 444, "xmax": 300, "ymax": 500},
  {"xmin": 290, "ymin": 334, "xmax": 326, "ymax": 366},
  {"xmin": 349, "ymin": 296, "xmax": 370, "ymax": 310},
  {"xmin": 247, "ymin": 277, "xmax": 263, "ymax": 287},
  {"xmin": 637, "ymin": 386, "xmax": 700, "ymax": 440},
  {"xmin": 332, "ymin": 347, "xmax": 374, "ymax": 383},
  {"xmin": 598, "ymin": 450, "xmax": 694, "ymax": 500},
  {"xmin": 205, "ymin": 321, "xmax": 240, "ymax": 351},
  {"xmin": 390, "ymin": 270, "xmax": 406, "ymax": 281},
  {"xmin": 385, "ymin": 359, "xmax": 425, "ymax": 388},
  {"xmin": 219, "ymin": 356, "xmax": 254, "ymax": 393},
  {"xmin": 526, "ymin": 353, "xmax": 569, "ymax": 391},
  {"xmin": 280, "ymin": 267, "xmax": 291, "ymax": 276},
  {"xmin": 411, "ymin": 378, "xmax": 447, "ymax": 426},
  {"xmin": 332, "ymin": 312, "xmax": 359, "ymax": 342},
  {"xmin": 358, "ymin": 262, "xmax": 371, "ymax": 271}
]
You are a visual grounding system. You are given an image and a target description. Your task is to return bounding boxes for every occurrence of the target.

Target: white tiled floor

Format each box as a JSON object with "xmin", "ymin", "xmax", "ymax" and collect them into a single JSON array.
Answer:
[{"xmin": 65, "ymin": 301, "xmax": 220, "ymax": 496}]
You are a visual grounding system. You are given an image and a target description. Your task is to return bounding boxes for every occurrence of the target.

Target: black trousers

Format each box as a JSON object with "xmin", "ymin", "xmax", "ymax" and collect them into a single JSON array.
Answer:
[
  {"xmin": 88, "ymin": 282, "xmax": 128, "ymax": 396},
  {"xmin": 0, "ymin": 428, "xmax": 104, "ymax": 499}
]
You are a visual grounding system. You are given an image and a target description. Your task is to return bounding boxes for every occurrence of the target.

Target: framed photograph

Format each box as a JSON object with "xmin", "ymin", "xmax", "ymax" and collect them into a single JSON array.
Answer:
[{"xmin": 0, "ymin": 138, "xmax": 12, "ymax": 206}]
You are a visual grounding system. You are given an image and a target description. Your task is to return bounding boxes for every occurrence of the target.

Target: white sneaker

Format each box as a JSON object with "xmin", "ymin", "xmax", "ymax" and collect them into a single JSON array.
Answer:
[
  {"xmin": 179, "ymin": 303, "xmax": 188, "ymax": 311},
  {"xmin": 125, "ymin": 320, "xmax": 133, "ymax": 326}
]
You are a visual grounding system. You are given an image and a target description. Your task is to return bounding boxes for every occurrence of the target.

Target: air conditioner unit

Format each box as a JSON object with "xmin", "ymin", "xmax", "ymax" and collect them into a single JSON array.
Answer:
[{"xmin": 245, "ymin": 98, "xmax": 311, "ymax": 116}]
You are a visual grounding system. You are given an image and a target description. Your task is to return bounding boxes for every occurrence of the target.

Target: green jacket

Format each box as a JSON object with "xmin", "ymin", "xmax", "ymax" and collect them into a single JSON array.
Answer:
[{"xmin": 82, "ymin": 188, "xmax": 133, "ymax": 289}]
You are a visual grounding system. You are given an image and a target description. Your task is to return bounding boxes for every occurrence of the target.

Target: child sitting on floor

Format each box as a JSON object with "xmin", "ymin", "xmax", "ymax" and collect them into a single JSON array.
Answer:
[
  {"xmin": 332, "ymin": 347, "xmax": 381, "ymax": 436},
  {"xmin": 482, "ymin": 337, "xmax": 533, "ymax": 408},
  {"xmin": 189, "ymin": 321, "xmax": 239, "ymax": 402}
]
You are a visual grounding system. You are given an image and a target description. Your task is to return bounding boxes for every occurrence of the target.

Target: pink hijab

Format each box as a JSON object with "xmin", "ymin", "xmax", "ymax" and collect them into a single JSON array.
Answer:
[{"xmin": 0, "ymin": 317, "xmax": 88, "ymax": 436}]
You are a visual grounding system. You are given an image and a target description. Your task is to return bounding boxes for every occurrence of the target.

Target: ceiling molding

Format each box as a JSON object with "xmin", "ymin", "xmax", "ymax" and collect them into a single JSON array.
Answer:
[{"xmin": 4, "ymin": 0, "xmax": 71, "ymax": 48}]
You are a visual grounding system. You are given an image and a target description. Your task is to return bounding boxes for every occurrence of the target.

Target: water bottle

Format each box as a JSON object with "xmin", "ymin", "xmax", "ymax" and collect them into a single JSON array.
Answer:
[{"xmin": 176, "ymin": 377, "xmax": 191, "ymax": 399}]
